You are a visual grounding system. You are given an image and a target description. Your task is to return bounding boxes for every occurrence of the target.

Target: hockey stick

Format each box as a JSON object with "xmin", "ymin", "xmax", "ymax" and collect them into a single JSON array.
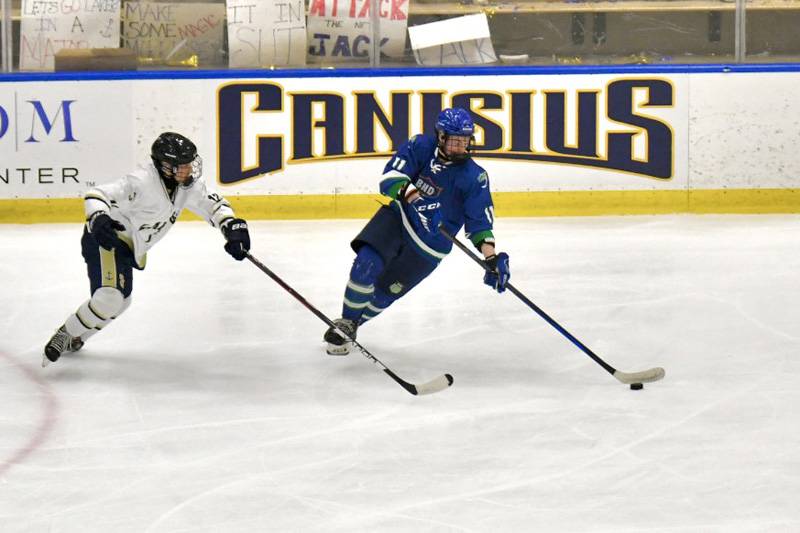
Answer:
[
  {"xmin": 245, "ymin": 252, "xmax": 454, "ymax": 395},
  {"xmin": 439, "ymin": 229, "xmax": 665, "ymax": 385}
]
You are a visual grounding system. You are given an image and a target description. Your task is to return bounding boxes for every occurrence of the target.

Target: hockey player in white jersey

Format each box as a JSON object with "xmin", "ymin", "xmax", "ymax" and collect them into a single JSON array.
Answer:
[{"xmin": 42, "ymin": 132, "xmax": 251, "ymax": 367}]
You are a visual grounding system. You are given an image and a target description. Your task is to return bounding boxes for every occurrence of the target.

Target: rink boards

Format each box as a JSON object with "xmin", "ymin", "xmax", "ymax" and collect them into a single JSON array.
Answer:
[{"xmin": 0, "ymin": 66, "xmax": 798, "ymax": 221}]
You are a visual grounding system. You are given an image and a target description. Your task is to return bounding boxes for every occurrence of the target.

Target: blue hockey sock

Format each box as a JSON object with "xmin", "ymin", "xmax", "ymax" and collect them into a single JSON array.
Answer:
[
  {"xmin": 361, "ymin": 287, "xmax": 395, "ymax": 323},
  {"xmin": 342, "ymin": 245, "xmax": 384, "ymax": 323}
]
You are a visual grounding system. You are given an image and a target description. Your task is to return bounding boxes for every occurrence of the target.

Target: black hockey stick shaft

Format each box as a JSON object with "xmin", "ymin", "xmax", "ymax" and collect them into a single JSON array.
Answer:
[
  {"xmin": 245, "ymin": 252, "xmax": 453, "ymax": 395},
  {"xmin": 440, "ymin": 228, "xmax": 619, "ymax": 376}
]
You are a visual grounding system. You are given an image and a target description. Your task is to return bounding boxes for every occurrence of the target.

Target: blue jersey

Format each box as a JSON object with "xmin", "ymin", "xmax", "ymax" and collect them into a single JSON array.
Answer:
[{"xmin": 379, "ymin": 134, "xmax": 495, "ymax": 262}]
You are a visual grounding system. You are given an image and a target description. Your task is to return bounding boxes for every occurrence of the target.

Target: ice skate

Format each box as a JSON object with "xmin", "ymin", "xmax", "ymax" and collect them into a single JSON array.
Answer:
[
  {"xmin": 324, "ymin": 318, "xmax": 357, "ymax": 356},
  {"xmin": 42, "ymin": 325, "xmax": 82, "ymax": 367},
  {"xmin": 71, "ymin": 336, "xmax": 84, "ymax": 352}
]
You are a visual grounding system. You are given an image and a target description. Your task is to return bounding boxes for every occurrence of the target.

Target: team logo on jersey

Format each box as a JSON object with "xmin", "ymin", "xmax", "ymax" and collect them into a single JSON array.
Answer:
[
  {"xmin": 389, "ymin": 282, "xmax": 404, "ymax": 294},
  {"xmin": 140, "ymin": 220, "xmax": 170, "ymax": 243},
  {"xmin": 414, "ymin": 176, "xmax": 443, "ymax": 198},
  {"xmin": 429, "ymin": 160, "xmax": 444, "ymax": 174}
]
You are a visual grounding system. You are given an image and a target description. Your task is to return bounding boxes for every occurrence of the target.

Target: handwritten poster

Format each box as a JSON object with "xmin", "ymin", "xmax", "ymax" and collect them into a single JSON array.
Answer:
[
  {"xmin": 19, "ymin": 0, "xmax": 122, "ymax": 71},
  {"xmin": 226, "ymin": 0, "xmax": 307, "ymax": 68},
  {"xmin": 123, "ymin": 2, "xmax": 225, "ymax": 67},
  {"xmin": 307, "ymin": 0, "xmax": 409, "ymax": 62},
  {"xmin": 408, "ymin": 14, "xmax": 497, "ymax": 66},
  {"xmin": 412, "ymin": 39, "xmax": 497, "ymax": 66}
]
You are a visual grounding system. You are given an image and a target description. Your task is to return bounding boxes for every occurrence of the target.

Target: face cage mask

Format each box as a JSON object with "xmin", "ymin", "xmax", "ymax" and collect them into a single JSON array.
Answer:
[
  {"xmin": 438, "ymin": 132, "xmax": 473, "ymax": 163},
  {"xmin": 160, "ymin": 155, "xmax": 203, "ymax": 187}
]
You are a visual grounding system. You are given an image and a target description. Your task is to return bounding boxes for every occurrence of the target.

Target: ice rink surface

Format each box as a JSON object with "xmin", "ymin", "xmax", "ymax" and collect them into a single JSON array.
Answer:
[{"xmin": 1, "ymin": 215, "xmax": 799, "ymax": 532}]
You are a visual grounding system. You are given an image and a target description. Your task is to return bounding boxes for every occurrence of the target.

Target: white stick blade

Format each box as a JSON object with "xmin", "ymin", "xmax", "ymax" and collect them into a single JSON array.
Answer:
[
  {"xmin": 414, "ymin": 374, "xmax": 455, "ymax": 395},
  {"xmin": 614, "ymin": 367, "xmax": 665, "ymax": 384}
]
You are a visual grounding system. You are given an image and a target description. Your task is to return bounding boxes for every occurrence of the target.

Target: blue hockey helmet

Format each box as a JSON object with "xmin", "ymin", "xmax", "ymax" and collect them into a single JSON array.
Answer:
[{"xmin": 435, "ymin": 108, "xmax": 474, "ymax": 163}]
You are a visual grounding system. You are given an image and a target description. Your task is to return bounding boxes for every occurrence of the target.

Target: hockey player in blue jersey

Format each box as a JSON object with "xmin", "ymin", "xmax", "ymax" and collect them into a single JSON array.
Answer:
[{"xmin": 324, "ymin": 107, "xmax": 511, "ymax": 355}]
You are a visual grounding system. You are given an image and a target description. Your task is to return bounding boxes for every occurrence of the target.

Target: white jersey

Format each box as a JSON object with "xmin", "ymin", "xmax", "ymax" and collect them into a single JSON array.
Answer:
[{"xmin": 84, "ymin": 163, "xmax": 235, "ymax": 268}]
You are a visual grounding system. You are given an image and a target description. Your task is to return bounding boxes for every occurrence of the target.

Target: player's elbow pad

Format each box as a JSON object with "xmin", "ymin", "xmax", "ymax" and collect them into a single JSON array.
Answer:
[{"xmin": 380, "ymin": 177, "xmax": 410, "ymax": 199}]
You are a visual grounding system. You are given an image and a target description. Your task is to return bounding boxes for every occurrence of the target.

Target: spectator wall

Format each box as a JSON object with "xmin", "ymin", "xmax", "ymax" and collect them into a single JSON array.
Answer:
[{"xmin": 1, "ymin": 65, "xmax": 798, "ymax": 222}]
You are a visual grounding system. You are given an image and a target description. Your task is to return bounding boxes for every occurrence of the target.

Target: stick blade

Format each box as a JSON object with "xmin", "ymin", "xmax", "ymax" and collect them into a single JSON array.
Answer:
[
  {"xmin": 613, "ymin": 367, "xmax": 665, "ymax": 384},
  {"xmin": 414, "ymin": 373, "xmax": 455, "ymax": 395},
  {"xmin": 386, "ymin": 370, "xmax": 454, "ymax": 395}
]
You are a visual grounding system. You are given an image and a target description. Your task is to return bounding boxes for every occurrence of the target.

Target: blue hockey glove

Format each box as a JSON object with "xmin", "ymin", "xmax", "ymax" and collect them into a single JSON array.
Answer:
[
  {"xmin": 408, "ymin": 195, "xmax": 443, "ymax": 235},
  {"xmin": 89, "ymin": 213, "xmax": 126, "ymax": 250},
  {"xmin": 222, "ymin": 218, "xmax": 251, "ymax": 261},
  {"xmin": 418, "ymin": 206, "xmax": 442, "ymax": 234},
  {"xmin": 483, "ymin": 252, "xmax": 510, "ymax": 293}
]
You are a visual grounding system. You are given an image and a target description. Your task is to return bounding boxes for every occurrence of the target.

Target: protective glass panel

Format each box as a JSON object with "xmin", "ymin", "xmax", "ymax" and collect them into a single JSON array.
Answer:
[
  {"xmin": 406, "ymin": 1, "xmax": 737, "ymax": 66},
  {"xmin": 3, "ymin": 0, "xmax": 800, "ymax": 71},
  {"xmin": 746, "ymin": 3, "xmax": 800, "ymax": 61}
]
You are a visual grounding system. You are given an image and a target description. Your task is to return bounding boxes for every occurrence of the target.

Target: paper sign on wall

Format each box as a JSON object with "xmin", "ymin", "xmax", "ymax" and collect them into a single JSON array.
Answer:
[
  {"xmin": 408, "ymin": 14, "xmax": 496, "ymax": 66},
  {"xmin": 19, "ymin": 0, "xmax": 122, "ymax": 71},
  {"xmin": 226, "ymin": 0, "xmax": 307, "ymax": 67},
  {"xmin": 307, "ymin": 0, "xmax": 409, "ymax": 62},
  {"xmin": 123, "ymin": 2, "xmax": 225, "ymax": 67}
]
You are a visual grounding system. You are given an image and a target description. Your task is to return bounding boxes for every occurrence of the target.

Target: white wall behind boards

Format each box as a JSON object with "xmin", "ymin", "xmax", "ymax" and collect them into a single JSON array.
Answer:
[
  {"xmin": 688, "ymin": 72, "xmax": 800, "ymax": 189},
  {"xmin": 1, "ymin": 71, "xmax": 798, "ymax": 200}
]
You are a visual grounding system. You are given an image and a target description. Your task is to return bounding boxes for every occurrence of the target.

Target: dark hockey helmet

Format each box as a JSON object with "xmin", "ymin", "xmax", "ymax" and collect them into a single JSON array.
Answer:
[
  {"xmin": 151, "ymin": 132, "xmax": 202, "ymax": 187},
  {"xmin": 434, "ymin": 108, "xmax": 475, "ymax": 163}
]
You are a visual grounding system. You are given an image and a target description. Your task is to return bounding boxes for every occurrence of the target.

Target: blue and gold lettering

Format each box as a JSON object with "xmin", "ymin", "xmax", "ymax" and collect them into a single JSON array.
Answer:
[
  {"xmin": 452, "ymin": 93, "xmax": 504, "ymax": 151},
  {"xmin": 545, "ymin": 90, "xmax": 599, "ymax": 157},
  {"xmin": 291, "ymin": 93, "xmax": 345, "ymax": 160},
  {"xmin": 218, "ymin": 82, "xmax": 283, "ymax": 184},
  {"xmin": 215, "ymin": 80, "xmax": 674, "ymax": 183},
  {"xmin": 421, "ymin": 91, "xmax": 445, "ymax": 136},
  {"xmin": 508, "ymin": 91, "xmax": 535, "ymax": 153},
  {"xmin": 607, "ymin": 79, "xmax": 673, "ymax": 179},
  {"xmin": 355, "ymin": 92, "xmax": 411, "ymax": 154}
]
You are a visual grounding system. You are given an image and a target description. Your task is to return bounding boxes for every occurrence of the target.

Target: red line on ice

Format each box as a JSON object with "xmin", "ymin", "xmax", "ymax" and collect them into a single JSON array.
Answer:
[{"xmin": 0, "ymin": 351, "xmax": 58, "ymax": 476}]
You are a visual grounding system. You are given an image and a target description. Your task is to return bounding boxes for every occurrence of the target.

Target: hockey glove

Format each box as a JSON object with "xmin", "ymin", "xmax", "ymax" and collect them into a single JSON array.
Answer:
[
  {"xmin": 222, "ymin": 218, "xmax": 250, "ymax": 261},
  {"xmin": 407, "ymin": 195, "xmax": 443, "ymax": 235},
  {"xmin": 483, "ymin": 252, "xmax": 510, "ymax": 293},
  {"xmin": 89, "ymin": 213, "xmax": 126, "ymax": 250},
  {"xmin": 419, "ymin": 208, "xmax": 442, "ymax": 235}
]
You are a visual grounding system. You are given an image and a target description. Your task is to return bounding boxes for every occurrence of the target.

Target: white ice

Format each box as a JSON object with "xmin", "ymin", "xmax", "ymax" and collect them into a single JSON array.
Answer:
[{"xmin": 1, "ymin": 215, "xmax": 799, "ymax": 532}]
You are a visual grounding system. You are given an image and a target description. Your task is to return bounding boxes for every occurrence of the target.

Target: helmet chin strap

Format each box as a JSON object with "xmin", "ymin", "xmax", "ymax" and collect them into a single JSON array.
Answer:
[
  {"xmin": 437, "ymin": 142, "xmax": 470, "ymax": 164},
  {"xmin": 446, "ymin": 151, "xmax": 470, "ymax": 163}
]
